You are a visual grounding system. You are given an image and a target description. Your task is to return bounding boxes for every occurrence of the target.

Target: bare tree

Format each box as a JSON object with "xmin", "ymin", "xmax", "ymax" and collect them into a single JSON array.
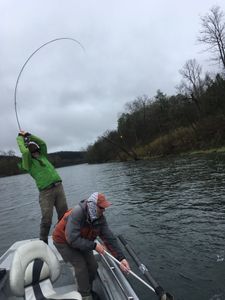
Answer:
[
  {"xmin": 0, "ymin": 150, "xmax": 15, "ymax": 156},
  {"xmin": 125, "ymin": 95, "xmax": 150, "ymax": 114},
  {"xmin": 177, "ymin": 59, "xmax": 207, "ymax": 113},
  {"xmin": 7, "ymin": 150, "xmax": 16, "ymax": 156},
  {"xmin": 198, "ymin": 6, "xmax": 225, "ymax": 70}
]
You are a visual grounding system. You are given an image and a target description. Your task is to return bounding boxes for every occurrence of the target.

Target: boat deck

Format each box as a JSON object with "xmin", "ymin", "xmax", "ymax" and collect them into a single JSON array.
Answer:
[{"xmin": 0, "ymin": 238, "xmax": 140, "ymax": 300}]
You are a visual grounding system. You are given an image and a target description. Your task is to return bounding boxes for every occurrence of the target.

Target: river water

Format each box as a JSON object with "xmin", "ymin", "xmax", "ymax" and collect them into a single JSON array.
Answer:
[{"xmin": 1, "ymin": 155, "xmax": 225, "ymax": 300}]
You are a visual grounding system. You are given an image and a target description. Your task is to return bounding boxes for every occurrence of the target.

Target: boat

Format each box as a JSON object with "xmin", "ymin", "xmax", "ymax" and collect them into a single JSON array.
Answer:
[{"xmin": 0, "ymin": 237, "xmax": 141, "ymax": 300}]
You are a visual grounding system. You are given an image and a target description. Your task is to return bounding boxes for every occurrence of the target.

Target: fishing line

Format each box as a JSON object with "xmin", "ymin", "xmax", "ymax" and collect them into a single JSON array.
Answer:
[{"xmin": 14, "ymin": 37, "xmax": 85, "ymax": 131}]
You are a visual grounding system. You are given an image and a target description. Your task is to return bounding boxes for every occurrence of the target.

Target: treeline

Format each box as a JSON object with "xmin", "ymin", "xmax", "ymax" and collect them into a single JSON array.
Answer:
[
  {"xmin": 48, "ymin": 151, "xmax": 87, "ymax": 168},
  {"xmin": 0, "ymin": 155, "xmax": 21, "ymax": 177},
  {"xmin": 0, "ymin": 151, "xmax": 87, "ymax": 178},
  {"xmin": 86, "ymin": 6, "xmax": 225, "ymax": 163}
]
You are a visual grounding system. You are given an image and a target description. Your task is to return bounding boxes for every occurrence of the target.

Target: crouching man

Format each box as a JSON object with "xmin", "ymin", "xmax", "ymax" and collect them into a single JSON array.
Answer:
[{"xmin": 52, "ymin": 192, "xmax": 130, "ymax": 300}]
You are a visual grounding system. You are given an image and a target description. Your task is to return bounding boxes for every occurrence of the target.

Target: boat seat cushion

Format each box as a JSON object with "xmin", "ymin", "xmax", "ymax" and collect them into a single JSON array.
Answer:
[
  {"xmin": 9, "ymin": 240, "xmax": 81, "ymax": 300},
  {"xmin": 10, "ymin": 240, "xmax": 60, "ymax": 296}
]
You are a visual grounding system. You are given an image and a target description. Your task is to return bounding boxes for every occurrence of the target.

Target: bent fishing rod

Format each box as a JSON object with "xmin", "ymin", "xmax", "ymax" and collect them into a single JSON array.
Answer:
[{"xmin": 14, "ymin": 37, "xmax": 85, "ymax": 131}]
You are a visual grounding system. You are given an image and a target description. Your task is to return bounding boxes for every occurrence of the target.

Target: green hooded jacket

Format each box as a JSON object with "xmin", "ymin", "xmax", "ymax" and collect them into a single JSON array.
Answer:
[{"xmin": 16, "ymin": 134, "xmax": 61, "ymax": 191}]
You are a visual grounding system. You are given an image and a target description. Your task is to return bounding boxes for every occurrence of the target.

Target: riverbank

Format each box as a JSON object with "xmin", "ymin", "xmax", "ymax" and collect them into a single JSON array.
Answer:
[
  {"xmin": 188, "ymin": 146, "xmax": 225, "ymax": 155},
  {"xmin": 2, "ymin": 145, "xmax": 225, "ymax": 178},
  {"xmin": 136, "ymin": 147, "xmax": 225, "ymax": 164}
]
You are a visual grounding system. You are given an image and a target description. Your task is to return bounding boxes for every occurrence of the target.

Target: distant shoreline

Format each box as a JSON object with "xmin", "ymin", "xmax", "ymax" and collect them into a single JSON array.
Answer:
[
  {"xmin": 0, "ymin": 151, "xmax": 87, "ymax": 178},
  {"xmin": 1, "ymin": 146, "xmax": 225, "ymax": 178}
]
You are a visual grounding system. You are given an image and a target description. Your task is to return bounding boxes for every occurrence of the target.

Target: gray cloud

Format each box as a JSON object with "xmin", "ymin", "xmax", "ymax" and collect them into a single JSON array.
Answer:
[{"xmin": 1, "ymin": 0, "xmax": 224, "ymax": 154}]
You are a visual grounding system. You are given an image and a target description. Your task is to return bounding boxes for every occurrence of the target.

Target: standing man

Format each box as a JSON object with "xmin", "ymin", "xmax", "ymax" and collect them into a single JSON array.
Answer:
[
  {"xmin": 52, "ymin": 192, "xmax": 130, "ymax": 300},
  {"xmin": 16, "ymin": 131, "xmax": 68, "ymax": 244}
]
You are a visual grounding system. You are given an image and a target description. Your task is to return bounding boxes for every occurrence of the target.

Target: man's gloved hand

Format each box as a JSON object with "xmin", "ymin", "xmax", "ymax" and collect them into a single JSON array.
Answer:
[
  {"xmin": 95, "ymin": 243, "xmax": 106, "ymax": 255},
  {"xmin": 18, "ymin": 131, "xmax": 31, "ymax": 146},
  {"xmin": 18, "ymin": 130, "xmax": 30, "ymax": 137},
  {"xmin": 120, "ymin": 259, "xmax": 130, "ymax": 273}
]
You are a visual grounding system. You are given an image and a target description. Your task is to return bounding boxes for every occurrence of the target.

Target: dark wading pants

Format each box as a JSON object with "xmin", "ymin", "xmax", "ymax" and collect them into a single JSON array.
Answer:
[
  {"xmin": 54, "ymin": 242, "xmax": 98, "ymax": 297},
  {"xmin": 39, "ymin": 183, "xmax": 68, "ymax": 242}
]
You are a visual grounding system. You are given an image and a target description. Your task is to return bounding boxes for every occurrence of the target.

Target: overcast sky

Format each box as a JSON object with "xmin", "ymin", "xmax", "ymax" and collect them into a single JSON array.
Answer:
[{"xmin": 1, "ymin": 0, "xmax": 225, "ymax": 154}]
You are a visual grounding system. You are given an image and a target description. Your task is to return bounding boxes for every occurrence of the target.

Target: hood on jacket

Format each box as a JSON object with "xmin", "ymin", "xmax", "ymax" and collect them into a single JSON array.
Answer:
[
  {"xmin": 86, "ymin": 192, "xmax": 111, "ymax": 222},
  {"xmin": 87, "ymin": 192, "xmax": 99, "ymax": 222}
]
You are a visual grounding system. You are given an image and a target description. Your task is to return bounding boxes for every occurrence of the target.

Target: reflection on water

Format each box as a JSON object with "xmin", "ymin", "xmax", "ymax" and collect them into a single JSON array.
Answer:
[{"xmin": 1, "ymin": 154, "xmax": 225, "ymax": 300}]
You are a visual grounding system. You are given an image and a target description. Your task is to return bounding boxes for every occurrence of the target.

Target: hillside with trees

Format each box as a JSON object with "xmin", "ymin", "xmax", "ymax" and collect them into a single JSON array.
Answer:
[{"xmin": 86, "ymin": 6, "xmax": 225, "ymax": 163}]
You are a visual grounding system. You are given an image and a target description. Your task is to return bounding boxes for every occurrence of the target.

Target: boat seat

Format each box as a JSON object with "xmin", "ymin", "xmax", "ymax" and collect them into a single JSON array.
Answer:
[{"xmin": 9, "ymin": 240, "xmax": 82, "ymax": 300}]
